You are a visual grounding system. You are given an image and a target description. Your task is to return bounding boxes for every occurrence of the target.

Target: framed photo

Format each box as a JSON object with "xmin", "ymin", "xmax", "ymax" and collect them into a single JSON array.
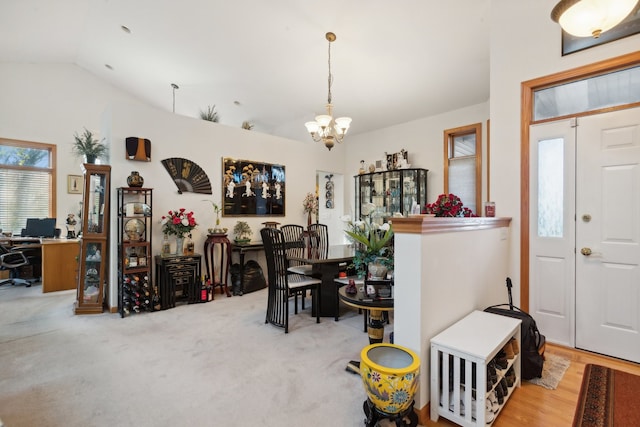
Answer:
[
  {"xmin": 562, "ymin": 8, "xmax": 640, "ymax": 55},
  {"xmin": 67, "ymin": 175, "xmax": 82, "ymax": 194},
  {"xmin": 222, "ymin": 157, "xmax": 285, "ymax": 216},
  {"xmin": 138, "ymin": 256, "xmax": 147, "ymax": 267}
]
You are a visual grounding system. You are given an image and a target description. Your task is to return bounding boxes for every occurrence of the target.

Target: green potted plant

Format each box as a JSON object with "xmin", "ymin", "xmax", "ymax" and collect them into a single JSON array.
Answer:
[
  {"xmin": 72, "ymin": 128, "xmax": 107, "ymax": 164},
  {"xmin": 199, "ymin": 105, "xmax": 219, "ymax": 122},
  {"xmin": 233, "ymin": 221, "xmax": 252, "ymax": 243}
]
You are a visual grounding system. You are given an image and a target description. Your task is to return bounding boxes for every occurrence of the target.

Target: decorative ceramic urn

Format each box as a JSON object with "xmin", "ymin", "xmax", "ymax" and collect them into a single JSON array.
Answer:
[
  {"xmin": 127, "ymin": 171, "xmax": 144, "ymax": 187},
  {"xmin": 360, "ymin": 343, "xmax": 420, "ymax": 416}
]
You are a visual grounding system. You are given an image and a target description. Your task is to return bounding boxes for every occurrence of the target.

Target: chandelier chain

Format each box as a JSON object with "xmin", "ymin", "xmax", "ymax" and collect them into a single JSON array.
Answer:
[{"xmin": 327, "ymin": 39, "xmax": 333, "ymax": 105}]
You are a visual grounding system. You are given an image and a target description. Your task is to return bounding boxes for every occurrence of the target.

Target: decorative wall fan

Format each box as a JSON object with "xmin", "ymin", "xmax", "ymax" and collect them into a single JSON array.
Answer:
[{"xmin": 161, "ymin": 157, "xmax": 212, "ymax": 194}]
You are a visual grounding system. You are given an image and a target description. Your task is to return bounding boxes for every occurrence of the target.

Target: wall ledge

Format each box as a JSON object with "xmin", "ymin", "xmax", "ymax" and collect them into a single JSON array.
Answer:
[{"xmin": 391, "ymin": 216, "xmax": 512, "ymax": 234}]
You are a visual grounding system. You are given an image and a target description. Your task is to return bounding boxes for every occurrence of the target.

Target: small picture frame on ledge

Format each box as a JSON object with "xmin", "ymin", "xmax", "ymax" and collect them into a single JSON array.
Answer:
[{"xmin": 67, "ymin": 175, "xmax": 82, "ymax": 194}]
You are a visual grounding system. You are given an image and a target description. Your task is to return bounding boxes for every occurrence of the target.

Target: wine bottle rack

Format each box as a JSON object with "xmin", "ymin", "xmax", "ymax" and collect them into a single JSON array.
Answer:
[{"xmin": 117, "ymin": 187, "xmax": 153, "ymax": 318}]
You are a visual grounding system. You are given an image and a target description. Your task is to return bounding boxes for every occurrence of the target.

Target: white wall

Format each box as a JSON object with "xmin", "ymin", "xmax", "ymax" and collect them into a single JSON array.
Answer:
[
  {"xmin": 0, "ymin": 63, "xmax": 148, "ymax": 230},
  {"xmin": 105, "ymin": 101, "xmax": 349, "ymax": 306},
  {"xmin": 343, "ymin": 102, "xmax": 490, "ymax": 212},
  {"xmin": 489, "ymin": 0, "xmax": 640, "ymax": 303}
]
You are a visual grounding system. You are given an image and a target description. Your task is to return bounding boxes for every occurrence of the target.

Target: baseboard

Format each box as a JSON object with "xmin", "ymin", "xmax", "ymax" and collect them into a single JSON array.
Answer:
[{"xmin": 417, "ymin": 402, "xmax": 429, "ymax": 426}]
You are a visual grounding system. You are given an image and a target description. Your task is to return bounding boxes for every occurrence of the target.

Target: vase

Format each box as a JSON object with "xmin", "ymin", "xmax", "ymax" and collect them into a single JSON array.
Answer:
[
  {"xmin": 174, "ymin": 236, "xmax": 184, "ymax": 255},
  {"xmin": 307, "ymin": 212, "xmax": 312, "ymax": 227},
  {"xmin": 360, "ymin": 343, "xmax": 420, "ymax": 416},
  {"xmin": 368, "ymin": 257, "xmax": 388, "ymax": 280},
  {"xmin": 127, "ymin": 171, "xmax": 144, "ymax": 187}
]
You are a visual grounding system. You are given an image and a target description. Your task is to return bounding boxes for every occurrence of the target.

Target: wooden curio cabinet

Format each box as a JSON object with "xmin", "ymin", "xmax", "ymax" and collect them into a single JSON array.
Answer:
[{"xmin": 74, "ymin": 163, "xmax": 111, "ymax": 315}]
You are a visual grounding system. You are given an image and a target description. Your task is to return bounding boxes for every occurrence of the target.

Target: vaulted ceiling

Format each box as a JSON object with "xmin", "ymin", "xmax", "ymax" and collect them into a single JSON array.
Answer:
[{"xmin": 1, "ymin": 0, "xmax": 491, "ymax": 142}]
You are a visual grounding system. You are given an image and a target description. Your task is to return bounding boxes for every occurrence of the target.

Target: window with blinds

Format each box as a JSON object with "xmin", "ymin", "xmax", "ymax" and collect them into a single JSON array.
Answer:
[
  {"xmin": 0, "ymin": 139, "xmax": 56, "ymax": 235},
  {"xmin": 444, "ymin": 123, "xmax": 482, "ymax": 215}
]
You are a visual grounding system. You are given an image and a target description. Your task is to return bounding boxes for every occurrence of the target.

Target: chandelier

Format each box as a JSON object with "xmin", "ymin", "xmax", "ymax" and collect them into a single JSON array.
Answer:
[
  {"xmin": 305, "ymin": 32, "xmax": 352, "ymax": 151},
  {"xmin": 551, "ymin": 0, "xmax": 639, "ymax": 38}
]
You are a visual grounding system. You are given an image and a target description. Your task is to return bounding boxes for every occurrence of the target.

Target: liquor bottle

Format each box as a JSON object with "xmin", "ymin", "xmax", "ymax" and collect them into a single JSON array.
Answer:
[{"xmin": 152, "ymin": 286, "xmax": 161, "ymax": 311}]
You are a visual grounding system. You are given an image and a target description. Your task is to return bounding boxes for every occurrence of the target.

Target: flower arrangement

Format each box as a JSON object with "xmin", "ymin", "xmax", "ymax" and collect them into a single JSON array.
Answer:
[
  {"xmin": 302, "ymin": 192, "xmax": 319, "ymax": 215},
  {"xmin": 342, "ymin": 215, "xmax": 394, "ymax": 277},
  {"xmin": 425, "ymin": 193, "xmax": 476, "ymax": 217},
  {"xmin": 161, "ymin": 208, "xmax": 197, "ymax": 237}
]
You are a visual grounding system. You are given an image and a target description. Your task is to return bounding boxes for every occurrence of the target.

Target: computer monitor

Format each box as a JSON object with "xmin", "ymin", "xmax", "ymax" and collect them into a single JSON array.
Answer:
[{"xmin": 24, "ymin": 218, "xmax": 57, "ymax": 238}]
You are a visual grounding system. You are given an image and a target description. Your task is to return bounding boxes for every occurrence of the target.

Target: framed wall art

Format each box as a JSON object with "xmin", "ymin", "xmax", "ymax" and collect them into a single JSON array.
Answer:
[
  {"xmin": 562, "ymin": 8, "xmax": 640, "ymax": 55},
  {"xmin": 222, "ymin": 157, "xmax": 285, "ymax": 216},
  {"xmin": 67, "ymin": 175, "xmax": 82, "ymax": 194}
]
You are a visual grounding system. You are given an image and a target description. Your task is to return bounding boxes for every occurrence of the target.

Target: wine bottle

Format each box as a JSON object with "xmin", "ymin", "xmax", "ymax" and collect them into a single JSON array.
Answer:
[{"xmin": 152, "ymin": 286, "xmax": 161, "ymax": 311}]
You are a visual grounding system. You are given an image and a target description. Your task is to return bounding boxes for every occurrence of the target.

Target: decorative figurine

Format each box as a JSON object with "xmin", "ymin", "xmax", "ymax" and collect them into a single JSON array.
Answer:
[{"xmin": 66, "ymin": 213, "xmax": 77, "ymax": 238}]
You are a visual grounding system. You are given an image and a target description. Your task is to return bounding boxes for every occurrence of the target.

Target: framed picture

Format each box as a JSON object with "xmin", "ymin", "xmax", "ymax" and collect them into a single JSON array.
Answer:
[
  {"xmin": 562, "ymin": 8, "xmax": 640, "ymax": 55},
  {"xmin": 222, "ymin": 157, "xmax": 285, "ymax": 216},
  {"xmin": 67, "ymin": 175, "xmax": 82, "ymax": 194}
]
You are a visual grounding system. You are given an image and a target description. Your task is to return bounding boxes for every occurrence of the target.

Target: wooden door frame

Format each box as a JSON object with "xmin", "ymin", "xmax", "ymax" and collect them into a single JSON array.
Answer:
[{"xmin": 520, "ymin": 51, "xmax": 640, "ymax": 311}]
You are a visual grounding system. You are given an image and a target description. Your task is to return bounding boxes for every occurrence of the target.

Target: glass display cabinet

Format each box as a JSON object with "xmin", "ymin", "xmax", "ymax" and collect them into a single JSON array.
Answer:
[
  {"xmin": 355, "ymin": 168, "xmax": 428, "ymax": 224},
  {"xmin": 75, "ymin": 163, "xmax": 111, "ymax": 315}
]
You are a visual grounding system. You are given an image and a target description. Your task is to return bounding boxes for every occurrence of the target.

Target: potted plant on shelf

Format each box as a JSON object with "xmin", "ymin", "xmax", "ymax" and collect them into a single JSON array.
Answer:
[
  {"xmin": 72, "ymin": 128, "xmax": 107, "ymax": 164},
  {"xmin": 233, "ymin": 221, "xmax": 252, "ymax": 244}
]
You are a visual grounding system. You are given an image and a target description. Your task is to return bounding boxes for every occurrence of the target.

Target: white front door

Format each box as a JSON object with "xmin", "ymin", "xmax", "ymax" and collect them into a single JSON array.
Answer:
[
  {"xmin": 529, "ymin": 119, "xmax": 576, "ymax": 347},
  {"xmin": 575, "ymin": 108, "xmax": 640, "ymax": 363},
  {"xmin": 530, "ymin": 107, "xmax": 640, "ymax": 363}
]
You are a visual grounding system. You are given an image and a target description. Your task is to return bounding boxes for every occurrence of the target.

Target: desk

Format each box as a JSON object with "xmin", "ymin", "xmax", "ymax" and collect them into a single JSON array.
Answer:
[
  {"xmin": 41, "ymin": 240, "xmax": 79, "ymax": 292},
  {"xmin": 1, "ymin": 237, "xmax": 79, "ymax": 291},
  {"xmin": 289, "ymin": 244, "xmax": 354, "ymax": 318}
]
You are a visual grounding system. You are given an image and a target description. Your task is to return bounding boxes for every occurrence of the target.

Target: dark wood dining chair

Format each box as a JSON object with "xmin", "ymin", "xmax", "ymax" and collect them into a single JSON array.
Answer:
[
  {"xmin": 280, "ymin": 224, "xmax": 313, "ymax": 307},
  {"xmin": 260, "ymin": 227, "xmax": 321, "ymax": 333},
  {"xmin": 307, "ymin": 223, "xmax": 329, "ymax": 260}
]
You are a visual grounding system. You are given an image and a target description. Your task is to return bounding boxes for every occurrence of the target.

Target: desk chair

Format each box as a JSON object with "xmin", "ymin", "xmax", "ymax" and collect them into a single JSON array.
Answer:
[{"xmin": 0, "ymin": 244, "xmax": 36, "ymax": 287}]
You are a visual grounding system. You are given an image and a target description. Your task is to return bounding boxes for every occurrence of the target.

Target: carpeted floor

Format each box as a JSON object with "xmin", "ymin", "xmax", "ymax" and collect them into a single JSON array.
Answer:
[
  {"xmin": 573, "ymin": 364, "xmax": 640, "ymax": 427},
  {"xmin": 0, "ymin": 283, "xmax": 400, "ymax": 427},
  {"xmin": 526, "ymin": 353, "xmax": 570, "ymax": 390}
]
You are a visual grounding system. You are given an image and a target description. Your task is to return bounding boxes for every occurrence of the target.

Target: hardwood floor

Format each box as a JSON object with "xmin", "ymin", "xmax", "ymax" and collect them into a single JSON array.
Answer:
[{"xmin": 422, "ymin": 343, "xmax": 640, "ymax": 426}]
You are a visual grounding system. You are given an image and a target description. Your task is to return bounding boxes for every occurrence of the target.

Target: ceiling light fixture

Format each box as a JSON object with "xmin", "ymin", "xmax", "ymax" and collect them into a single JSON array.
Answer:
[
  {"xmin": 551, "ymin": 0, "xmax": 639, "ymax": 38},
  {"xmin": 305, "ymin": 32, "xmax": 352, "ymax": 151},
  {"xmin": 171, "ymin": 83, "xmax": 179, "ymax": 113}
]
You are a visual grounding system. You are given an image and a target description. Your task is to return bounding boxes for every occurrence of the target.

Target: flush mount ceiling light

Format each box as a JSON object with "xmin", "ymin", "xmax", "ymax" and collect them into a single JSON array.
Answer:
[
  {"xmin": 551, "ymin": 0, "xmax": 640, "ymax": 38},
  {"xmin": 305, "ymin": 32, "xmax": 352, "ymax": 151}
]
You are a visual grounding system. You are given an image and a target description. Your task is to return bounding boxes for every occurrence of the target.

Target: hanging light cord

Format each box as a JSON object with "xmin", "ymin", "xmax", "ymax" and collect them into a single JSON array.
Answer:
[{"xmin": 326, "ymin": 39, "xmax": 333, "ymax": 105}]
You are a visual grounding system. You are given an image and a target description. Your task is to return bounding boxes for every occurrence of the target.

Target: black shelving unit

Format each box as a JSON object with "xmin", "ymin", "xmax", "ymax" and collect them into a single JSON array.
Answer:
[{"xmin": 117, "ymin": 187, "xmax": 154, "ymax": 317}]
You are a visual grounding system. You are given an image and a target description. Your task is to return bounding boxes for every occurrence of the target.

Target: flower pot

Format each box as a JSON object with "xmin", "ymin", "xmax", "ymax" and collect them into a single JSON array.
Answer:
[
  {"xmin": 360, "ymin": 343, "xmax": 420, "ymax": 416},
  {"xmin": 368, "ymin": 258, "xmax": 388, "ymax": 280},
  {"xmin": 85, "ymin": 154, "xmax": 96, "ymax": 164}
]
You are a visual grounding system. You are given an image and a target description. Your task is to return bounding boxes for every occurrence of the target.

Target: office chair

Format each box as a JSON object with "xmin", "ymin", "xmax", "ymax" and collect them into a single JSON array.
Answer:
[{"xmin": 0, "ymin": 244, "xmax": 35, "ymax": 287}]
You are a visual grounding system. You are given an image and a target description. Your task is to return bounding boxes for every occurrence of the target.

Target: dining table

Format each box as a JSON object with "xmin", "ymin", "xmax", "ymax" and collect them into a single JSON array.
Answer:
[{"xmin": 288, "ymin": 244, "xmax": 354, "ymax": 318}]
